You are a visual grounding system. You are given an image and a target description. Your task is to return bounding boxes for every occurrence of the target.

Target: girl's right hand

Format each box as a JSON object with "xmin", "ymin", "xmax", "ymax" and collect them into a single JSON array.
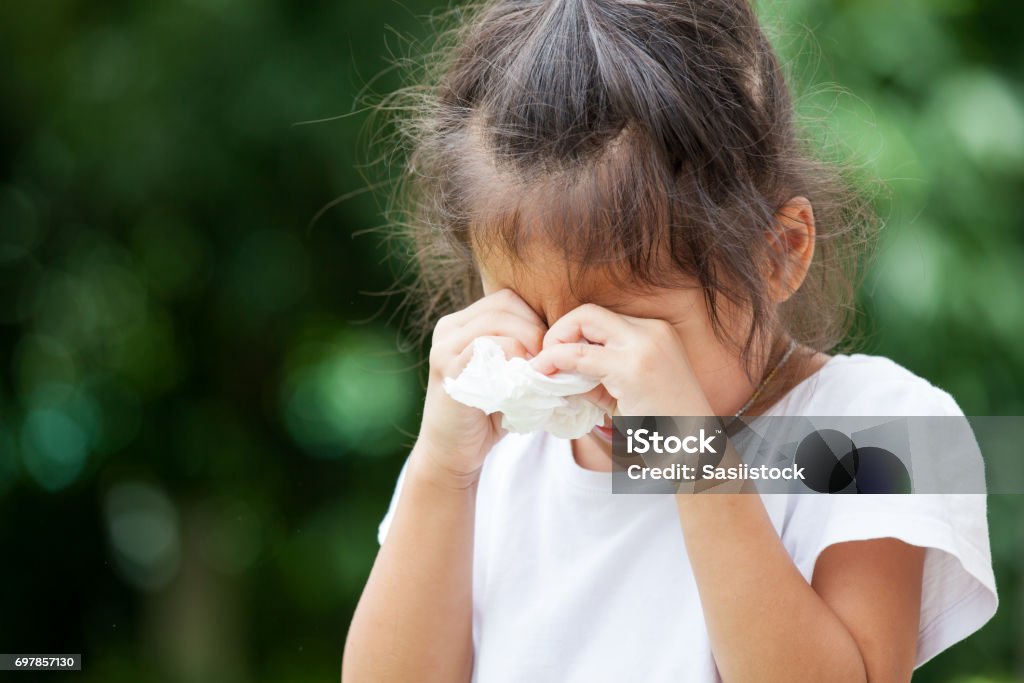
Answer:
[{"xmin": 414, "ymin": 288, "xmax": 547, "ymax": 486}]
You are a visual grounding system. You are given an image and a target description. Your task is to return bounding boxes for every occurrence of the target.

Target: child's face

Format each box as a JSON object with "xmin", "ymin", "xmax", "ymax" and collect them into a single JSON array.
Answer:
[
  {"xmin": 474, "ymin": 196, "xmax": 815, "ymax": 415},
  {"xmin": 476, "ymin": 240, "xmax": 751, "ymax": 384}
]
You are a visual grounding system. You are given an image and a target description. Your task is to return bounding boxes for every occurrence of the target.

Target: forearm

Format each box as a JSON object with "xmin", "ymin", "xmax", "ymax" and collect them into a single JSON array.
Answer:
[
  {"xmin": 342, "ymin": 443, "xmax": 478, "ymax": 683},
  {"xmin": 676, "ymin": 495, "xmax": 867, "ymax": 683}
]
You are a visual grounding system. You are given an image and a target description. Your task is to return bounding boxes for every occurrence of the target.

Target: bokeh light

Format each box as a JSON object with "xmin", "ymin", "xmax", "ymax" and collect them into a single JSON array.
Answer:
[
  {"xmin": 104, "ymin": 481, "xmax": 182, "ymax": 592},
  {"xmin": 281, "ymin": 327, "xmax": 417, "ymax": 458},
  {"xmin": 20, "ymin": 408, "xmax": 90, "ymax": 491}
]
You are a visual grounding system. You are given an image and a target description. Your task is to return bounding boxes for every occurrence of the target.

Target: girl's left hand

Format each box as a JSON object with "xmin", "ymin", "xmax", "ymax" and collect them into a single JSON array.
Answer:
[{"xmin": 528, "ymin": 303, "xmax": 713, "ymax": 417}]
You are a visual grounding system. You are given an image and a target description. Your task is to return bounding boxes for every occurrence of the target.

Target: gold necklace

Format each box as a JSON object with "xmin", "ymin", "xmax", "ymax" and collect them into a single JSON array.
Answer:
[{"xmin": 729, "ymin": 339, "xmax": 798, "ymax": 426}]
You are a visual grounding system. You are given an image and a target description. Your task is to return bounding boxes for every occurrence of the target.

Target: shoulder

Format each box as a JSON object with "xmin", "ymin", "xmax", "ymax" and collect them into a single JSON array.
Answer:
[{"xmin": 775, "ymin": 353, "xmax": 963, "ymax": 417}]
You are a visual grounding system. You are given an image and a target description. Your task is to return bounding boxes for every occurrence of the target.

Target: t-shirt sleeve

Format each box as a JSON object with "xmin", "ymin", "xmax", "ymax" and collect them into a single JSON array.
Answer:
[
  {"xmin": 781, "ymin": 493, "xmax": 997, "ymax": 668},
  {"xmin": 377, "ymin": 456, "xmax": 411, "ymax": 545},
  {"xmin": 778, "ymin": 356, "xmax": 998, "ymax": 668}
]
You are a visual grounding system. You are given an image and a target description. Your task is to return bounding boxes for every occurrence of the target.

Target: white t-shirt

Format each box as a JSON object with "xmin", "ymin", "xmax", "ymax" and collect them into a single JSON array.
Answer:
[{"xmin": 377, "ymin": 354, "xmax": 998, "ymax": 682}]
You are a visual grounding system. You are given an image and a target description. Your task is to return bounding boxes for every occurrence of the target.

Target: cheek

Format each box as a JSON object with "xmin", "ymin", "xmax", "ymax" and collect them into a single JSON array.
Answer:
[
  {"xmin": 657, "ymin": 288, "xmax": 712, "ymax": 329},
  {"xmin": 644, "ymin": 287, "xmax": 736, "ymax": 349}
]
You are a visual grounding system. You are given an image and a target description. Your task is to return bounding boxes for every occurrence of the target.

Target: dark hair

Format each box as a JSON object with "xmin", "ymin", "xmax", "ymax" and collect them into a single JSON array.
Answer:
[{"xmin": 379, "ymin": 0, "xmax": 876, "ymax": 378}]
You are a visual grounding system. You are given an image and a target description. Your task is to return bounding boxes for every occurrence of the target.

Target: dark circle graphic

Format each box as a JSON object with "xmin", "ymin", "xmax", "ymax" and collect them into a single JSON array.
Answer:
[
  {"xmin": 831, "ymin": 448, "xmax": 860, "ymax": 494},
  {"xmin": 852, "ymin": 446, "xmax": 911, "ymax": 494},
  {"xmin": 795, "ymin": 429, "xmax": 910, "ymax": 494},
  {"xmin": 795, "ymin": 429, "xmax": 857, "ymax": 493}
]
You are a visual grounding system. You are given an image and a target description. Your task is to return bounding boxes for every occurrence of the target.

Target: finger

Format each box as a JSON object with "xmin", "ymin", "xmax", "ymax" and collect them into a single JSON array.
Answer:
[
  {"xmin": 486, "ymin": 336, "xmax": 530, "ymax": 360},
  {"xmin": 448, "ymin": 288, "xmax": 545, "ymax": 330},
  {"xmin": 543, "ymin": 303, "xmax": 632, "ymax": 348},
  {"xmin": 577, "ymin": 384, "xmax": 617, "ymax": 418},
  {"xmin": 442, "ymin": 339, "xmax": 479, "ymax": 380},
  {"xmin": 446, "ymin": 311, "xmax": 546, "ymax": 357},
  {"xmin": 529, "ymin": 342, "xmax": 611, "ymax": 379}
]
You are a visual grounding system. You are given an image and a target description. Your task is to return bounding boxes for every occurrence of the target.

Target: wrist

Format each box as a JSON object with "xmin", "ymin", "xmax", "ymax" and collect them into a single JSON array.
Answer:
[{"xmin": 409, "ymin": 438, "xmax": 484, "ymax": 492}]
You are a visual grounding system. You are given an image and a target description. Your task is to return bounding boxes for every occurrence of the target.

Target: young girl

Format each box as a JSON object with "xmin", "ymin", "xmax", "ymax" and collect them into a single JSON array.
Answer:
[{"xmin": 343, "ymin": 1, "xmax": 997, "ymax": 681}]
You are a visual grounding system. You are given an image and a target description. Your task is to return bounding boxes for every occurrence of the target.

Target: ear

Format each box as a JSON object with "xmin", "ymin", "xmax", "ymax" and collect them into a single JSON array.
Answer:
[{"xmin": 767, "ymin": 196, "xmax": 816, "ymax": 302}]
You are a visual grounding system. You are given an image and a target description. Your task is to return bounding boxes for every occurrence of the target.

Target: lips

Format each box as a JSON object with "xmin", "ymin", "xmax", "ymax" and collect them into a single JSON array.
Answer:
[{"xmin": 593, "ymin": 417, "xmax": 616, "ymax": 441}]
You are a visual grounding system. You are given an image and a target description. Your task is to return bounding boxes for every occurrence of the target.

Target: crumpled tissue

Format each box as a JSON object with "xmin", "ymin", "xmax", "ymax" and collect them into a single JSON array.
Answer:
[{"xmin": 443, "ymin": 337, "xmax": 606, "ymax": 439}]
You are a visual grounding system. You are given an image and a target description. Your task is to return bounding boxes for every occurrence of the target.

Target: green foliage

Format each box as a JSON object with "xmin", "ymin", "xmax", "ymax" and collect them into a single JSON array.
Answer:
[{"xmin": 0, "ymin": 1, "xmax": 1020, "ymax": 681}]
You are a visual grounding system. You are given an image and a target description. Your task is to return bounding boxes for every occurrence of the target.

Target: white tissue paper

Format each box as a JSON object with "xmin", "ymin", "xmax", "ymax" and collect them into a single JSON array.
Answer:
[{"xmin": 443, "ymin": 336, "xmax": 607, "ymax": 439}]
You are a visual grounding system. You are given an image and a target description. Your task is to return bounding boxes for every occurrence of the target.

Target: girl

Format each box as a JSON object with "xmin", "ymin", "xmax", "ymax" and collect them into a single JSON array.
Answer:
[{"xmin": 343, "ymin": 1, "xmax": 997, "ymax": 681}]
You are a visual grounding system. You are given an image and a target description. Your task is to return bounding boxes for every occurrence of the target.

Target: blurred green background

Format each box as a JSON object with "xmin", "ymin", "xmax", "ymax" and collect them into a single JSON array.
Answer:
[{"xmin": 0, "ymin": 0, "xmax": 1021, "ymax": 681}]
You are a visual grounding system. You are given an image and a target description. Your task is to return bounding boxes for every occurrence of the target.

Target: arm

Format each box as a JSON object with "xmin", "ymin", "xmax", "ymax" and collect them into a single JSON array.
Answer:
[
  {"xmin": 676, "ymin": 495, "xmax": 925, "ymax": 683},
  {"xmin": 342, "ymin": 289, "xmax": 547, "ymax": 683},
  {"xmin": 813, "ymin": 538, "xmax": 925, "ymax": 682},
  {"xmin": 342, "ymin": 443, "xmax": 479, "ymax": 683}
]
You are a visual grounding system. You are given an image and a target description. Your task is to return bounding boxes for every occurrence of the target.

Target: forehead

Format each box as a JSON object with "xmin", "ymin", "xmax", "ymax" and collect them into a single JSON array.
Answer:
[{"xmin": 475, "ymin": 239, "xmax": 693, "ymax": 324}]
